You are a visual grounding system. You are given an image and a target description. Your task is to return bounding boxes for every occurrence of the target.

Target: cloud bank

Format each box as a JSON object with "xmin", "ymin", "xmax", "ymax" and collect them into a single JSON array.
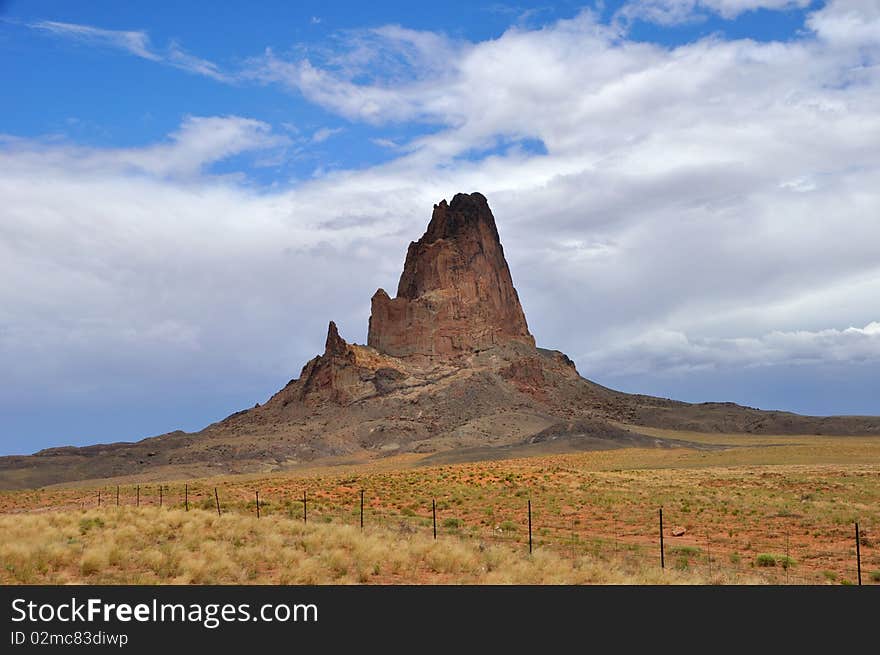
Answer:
[{"xmin": 583, "ymin": 322, "xmax": 880, "ymax": 376}]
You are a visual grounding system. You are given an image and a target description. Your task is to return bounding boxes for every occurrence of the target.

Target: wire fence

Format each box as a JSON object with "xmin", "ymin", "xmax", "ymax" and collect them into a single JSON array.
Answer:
[{"xmin": 13, "ymin": 481, "xmax": 877, "ymax": 585}]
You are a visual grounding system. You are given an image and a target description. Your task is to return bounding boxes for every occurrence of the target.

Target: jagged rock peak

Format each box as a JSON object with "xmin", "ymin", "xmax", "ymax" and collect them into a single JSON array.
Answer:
[
  {"xmin": 420, "ymin": 192, "xmax": 500, "ymax": 246},
  {"xmin": 368, "ymin": 192, "xmax": 535, "ymax": 359},
  {"xmin": 324, "ymin": 320, "xmax": 348, "ymax": 357},
  {"xmin": 398, "ymin": 192, "xmax": 502, "ymax": 300}
]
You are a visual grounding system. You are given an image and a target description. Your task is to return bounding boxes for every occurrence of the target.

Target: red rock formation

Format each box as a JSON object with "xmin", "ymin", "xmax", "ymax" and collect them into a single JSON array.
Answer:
[
  {"xmin": 291, "ymin": 321, "xmax": 411, "ymax": 405},
  {"xmin": 295, "ymin": 321, "xmax": 358, "ymax": 404},
  {"xmin": 368, "ymin": 192, "xmax": 535, "ymax": 358}
]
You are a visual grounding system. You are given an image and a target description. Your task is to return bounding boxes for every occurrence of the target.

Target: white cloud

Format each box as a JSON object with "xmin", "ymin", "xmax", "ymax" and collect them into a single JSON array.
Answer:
[
  {"xmin": 1, "ymin": 115, "xmax": 288, "ymax": 178},
  {"xmin": 807, "ymin": 0, "xmax": 880, "ymax": 46},
  {"xmin": 247, "ymin": 25, "xmax": 465, "ymax": 124},
  {"xmin": 30, "ymin": 20, "xmax": 159, "ymax": 59},
  {"xmin": 0, "ymin": 146, "xmax": 393, "ymax": 403},
  {"xmin": 250, "ymin": 54, "xmax": 432, "ymax": 124},
  {"xmin": 28, "ymin": 20, "xmax": 230, "ymax": 81},
  {"xmin": 311, "ymin": 127, "xmax": 344, "ymax": 143},
  {"xmin": 582, "ymin": 322, "xmax": 880, "ymax": 376},
  {"xmin": 166, "ymin": 42, "xmax": 230, "ymax": 82},
  {"xmin": 120, "ymin": 116, "xmax": 288, "ymax": 175},
  {"xmin": 615, "ymin": 0, "xmax": 811, "ymax": 26}
]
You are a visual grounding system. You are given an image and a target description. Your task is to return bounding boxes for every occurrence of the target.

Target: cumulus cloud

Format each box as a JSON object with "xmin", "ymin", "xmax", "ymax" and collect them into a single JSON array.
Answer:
[
  {"xmin": 807, "ymin": 0, "xmax": 880, "ymax": 46},
  {"xmin": 3, "ymin": 1, "xmax": 880, "ymax": 444}
]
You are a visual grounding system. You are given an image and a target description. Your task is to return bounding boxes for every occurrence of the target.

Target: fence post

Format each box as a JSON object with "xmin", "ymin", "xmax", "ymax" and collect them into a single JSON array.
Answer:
[
  {"xmin": 214, "ymin": 487, "xmax": 221, "ymax": 517},
  {"xmin": 360, "ymin": 489, "xmax": 364, "ymax": 530},
  {"xmin": 159, "ymin": 485, "xmax": 163, "ymax": 508},
  {"xmin": 97, "ymin": 490, "xmax": 101, "ymax": 507},
  {"xmin": 432, "ymin": 499, "xmax": 437, "ymax": 539},
  {"xmin": 136, "ymin": 485, "xmax": 140, "ymax": 507},
  {"xmin": 303, "ymin": 490, "xmax": 307, "ymax": 524},
  {"xmin": 116, "ymin": 485, "xmax": 119, "ymax": 507},
  {"xmin": 659, "ymin": 508, "xmax": 665, "ymax": 569},
  {"xmin": 785, "ymin": 533, "xmax": 790, "ymax": 584},
  {"xmin": 185, "ymin": 484, "xmax": 189, "ymax": 512},
  {"xmin": 256, "ymin": 490, "xmax": 260, "ymax": 519},
  {"xmin": 856, "ymin": 522, "xmax": 862, "ymax": 586},
  {"xmin": 528, "ymin": 499, "xmax": 533, "ymax": 555},
  {"xmin": 706, "ymin": 532, "xmax": 711, "ymax": 579}
]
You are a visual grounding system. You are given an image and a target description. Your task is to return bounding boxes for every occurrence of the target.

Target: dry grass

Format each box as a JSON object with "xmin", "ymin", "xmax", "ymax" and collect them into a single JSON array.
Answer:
[
  {"xmin": 2, "ymin": 431, "xmax": 879, "ymax": 585},
  {"xmin": 0, "ymin": 507, "xmax": 765, "ymax": 585}
]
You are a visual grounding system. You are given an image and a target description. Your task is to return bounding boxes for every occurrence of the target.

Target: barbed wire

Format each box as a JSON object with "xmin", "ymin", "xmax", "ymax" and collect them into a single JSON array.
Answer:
[{"xmin": 4, "ymin": 482, "xmax": 875, "ymax": 585}]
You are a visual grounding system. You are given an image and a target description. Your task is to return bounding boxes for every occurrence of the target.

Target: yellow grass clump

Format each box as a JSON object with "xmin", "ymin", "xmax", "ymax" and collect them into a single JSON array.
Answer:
[{"xmin": 0, "ymin": 507, "xmax": 763, "ymax": 585}]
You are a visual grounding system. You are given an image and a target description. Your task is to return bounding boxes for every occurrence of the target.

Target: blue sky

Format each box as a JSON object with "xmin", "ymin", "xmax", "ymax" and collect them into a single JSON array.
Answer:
[
  {"xmin": 2, "ymin": 0, "xmax": 880, "ymax": 454},
  {"xmin": 2, "ymin": 0, "xmax": 816, "ymax": 179}
]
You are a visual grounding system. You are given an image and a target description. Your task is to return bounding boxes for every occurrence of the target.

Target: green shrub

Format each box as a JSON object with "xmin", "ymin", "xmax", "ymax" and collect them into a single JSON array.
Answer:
[
  {"xmin": 755, "ymin": 553, "xmax": 796, "ymax": 569},
  {"xmin": 670, "ymin": 545, "xmax": 701, "ymax": 557},
  {"xmin": 870, "ymin": 570, "xmax": 880, "ymax": 583},
  {"xmin": 442, "ymin": 518, "xmax": 461, "ymax": 529},
  {"xmin": 755, "ymin": 553, "xmax": 777, "ymax": 567}
]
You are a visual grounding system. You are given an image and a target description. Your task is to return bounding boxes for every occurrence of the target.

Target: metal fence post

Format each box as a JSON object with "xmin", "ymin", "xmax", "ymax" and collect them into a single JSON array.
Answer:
[
  {"xmin": 659, "ymin": 508, "xmax": 665, "ymax": 570},
  {"xmin": 528, "ymin": 499, "xmax": 533, "ymax": 555},
  {"xmin": 856, "ymin": 522, "xmax": 862, "ymax": 586}
]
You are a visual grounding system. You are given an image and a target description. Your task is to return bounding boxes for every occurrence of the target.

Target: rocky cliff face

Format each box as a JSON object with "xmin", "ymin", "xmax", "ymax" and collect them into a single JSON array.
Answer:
[{"xmin": 368, "ymin": 192, "xmax": 535, "ymax": 359}]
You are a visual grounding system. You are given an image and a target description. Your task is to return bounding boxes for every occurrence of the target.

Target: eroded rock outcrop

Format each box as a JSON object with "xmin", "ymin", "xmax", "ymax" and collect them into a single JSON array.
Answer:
[
  {"xmin": 368, "ymin": 192, "xmax": 535, "ymax": 359},
  {"xmin": 291, "ymin": 321, "xmax": 409, "ymax": 405}
]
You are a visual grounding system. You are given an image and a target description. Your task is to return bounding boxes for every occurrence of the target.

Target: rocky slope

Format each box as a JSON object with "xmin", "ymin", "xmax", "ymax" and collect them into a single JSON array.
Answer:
[{"xmin": 1, "ymin": 192, "xmax": 878, "ymax": 489}]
